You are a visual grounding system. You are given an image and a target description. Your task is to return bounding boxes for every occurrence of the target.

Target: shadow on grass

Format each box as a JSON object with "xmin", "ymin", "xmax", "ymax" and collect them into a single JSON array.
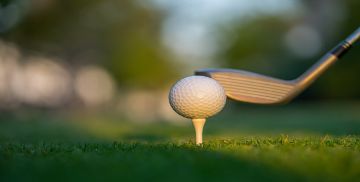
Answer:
[
  {"xmin": 0, "ymin": 142, "xmax": 305, "ymax": 182},
  {"xmin": 122, "ymin": 134, "xmax": 167, "ymax": 142}
]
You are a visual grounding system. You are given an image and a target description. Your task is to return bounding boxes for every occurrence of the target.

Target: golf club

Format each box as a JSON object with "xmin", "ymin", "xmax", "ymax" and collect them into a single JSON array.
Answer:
[{"xmin": 195, "ymin": 27, "xmax": 360, "ymax": 104}]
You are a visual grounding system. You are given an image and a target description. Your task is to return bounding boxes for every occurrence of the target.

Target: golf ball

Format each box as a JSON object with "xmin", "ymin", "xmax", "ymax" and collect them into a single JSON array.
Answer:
[{"xmin": 169, "ymin": 76, "xmax": 226, "ymax": 119}]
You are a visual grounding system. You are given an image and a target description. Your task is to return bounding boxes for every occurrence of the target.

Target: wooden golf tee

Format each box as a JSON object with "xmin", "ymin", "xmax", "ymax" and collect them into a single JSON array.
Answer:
[{"xmin": 192, "ymin": 119, "xmax": 206, "ymax": 145}]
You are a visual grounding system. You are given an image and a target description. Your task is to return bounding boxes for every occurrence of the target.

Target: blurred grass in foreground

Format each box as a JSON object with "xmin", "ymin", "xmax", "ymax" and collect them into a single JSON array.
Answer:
[{"xmin": 0, "ymin": 101, "xmax": 360, "ymax": 181}]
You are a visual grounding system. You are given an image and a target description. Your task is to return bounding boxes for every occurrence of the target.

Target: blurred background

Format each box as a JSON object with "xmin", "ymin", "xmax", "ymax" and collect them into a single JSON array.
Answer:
[
  {"xmin": 2, "ymin": 1, "xmax": 360, "ymax": 181},
  {"xmin": 0, "ymin": 0, "xmax": 359, "ymax": 132}
]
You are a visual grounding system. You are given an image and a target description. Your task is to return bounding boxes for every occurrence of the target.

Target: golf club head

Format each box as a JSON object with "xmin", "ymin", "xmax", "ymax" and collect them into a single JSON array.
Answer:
[
  {"xmin": 195, "ymin": 27, "xmax": 360, "ymax": 105},
  {"xmin": 195, "ymin": 68, "xmax": 297, "ymax": 104}
]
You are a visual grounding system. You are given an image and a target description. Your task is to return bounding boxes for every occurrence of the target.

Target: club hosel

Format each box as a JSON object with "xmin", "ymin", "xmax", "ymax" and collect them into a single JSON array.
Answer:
[
  {"xmin": 331, "ymin": 27, "xmax": 360, "ymax": 58},
  {"xmin": 294, "ymin": 37, "xmax": 355, "ymax": 92},
  {"xmin": 289, "ymin": 29, "xmax": 359, "ymax": 101},
  {"xmin": 294, "ymin": 53, "xmax": 338, "ymax": 92},
  {"xmin": 330, "ymin": 41, "xmax": 352, "ymax": 58}
]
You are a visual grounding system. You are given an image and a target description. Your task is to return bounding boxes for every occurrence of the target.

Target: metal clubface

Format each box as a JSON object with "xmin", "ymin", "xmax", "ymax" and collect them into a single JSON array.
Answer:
[{"xmin": 196, "ymin": 27, "xmax": 360, "ymax": 104}]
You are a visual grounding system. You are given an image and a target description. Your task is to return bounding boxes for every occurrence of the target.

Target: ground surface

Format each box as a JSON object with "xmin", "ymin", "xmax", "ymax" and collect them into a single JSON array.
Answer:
[{"xmin": 1, "ymin": 102, "xmax": 360, "ymax": 182}]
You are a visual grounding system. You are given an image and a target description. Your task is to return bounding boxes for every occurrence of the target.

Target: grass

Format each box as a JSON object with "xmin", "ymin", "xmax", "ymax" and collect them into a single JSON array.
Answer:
[{"xmin": 1, "ymin": 101, "xmax": 360, "ymax": 182}]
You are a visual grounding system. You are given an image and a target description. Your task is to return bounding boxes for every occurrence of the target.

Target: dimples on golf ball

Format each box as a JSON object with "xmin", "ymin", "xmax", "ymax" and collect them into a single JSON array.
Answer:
[{"xmin": 169, "ymin": 76, "xmax": 226, "ymax": 119}]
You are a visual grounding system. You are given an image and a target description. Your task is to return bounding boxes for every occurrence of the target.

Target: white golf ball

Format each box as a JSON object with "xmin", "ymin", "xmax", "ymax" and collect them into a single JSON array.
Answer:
[{"xmin": 169, "ymin": 76, "xmax": 226, "ymax": 119}]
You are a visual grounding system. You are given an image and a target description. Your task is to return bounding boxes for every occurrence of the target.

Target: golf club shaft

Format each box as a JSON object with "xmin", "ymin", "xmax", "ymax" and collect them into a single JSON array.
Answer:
[{"xmin": 295, "ymin": 27, "xmax": 360, "ymax": 89}]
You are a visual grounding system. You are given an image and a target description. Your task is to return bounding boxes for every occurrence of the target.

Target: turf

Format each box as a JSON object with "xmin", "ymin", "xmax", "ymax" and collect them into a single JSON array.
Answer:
[{"xmin": 1, "ymin": 102, "xmax": 360, "ymax": 182}]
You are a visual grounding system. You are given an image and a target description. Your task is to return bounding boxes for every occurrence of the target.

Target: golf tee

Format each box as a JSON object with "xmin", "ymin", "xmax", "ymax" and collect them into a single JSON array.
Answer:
[{"xmin": 192, "ymin": 118, "xmax": 206, "ymax": 145}]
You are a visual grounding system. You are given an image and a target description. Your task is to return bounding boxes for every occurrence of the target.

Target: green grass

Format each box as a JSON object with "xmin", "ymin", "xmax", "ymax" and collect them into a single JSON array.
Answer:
[
  {"xmin": 2, "ymin": 137, "xmax": 360, "ymax": 182},
  {"xmin": 1, "ymin": 102, "xmax": 360, "ymax": 182}
]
